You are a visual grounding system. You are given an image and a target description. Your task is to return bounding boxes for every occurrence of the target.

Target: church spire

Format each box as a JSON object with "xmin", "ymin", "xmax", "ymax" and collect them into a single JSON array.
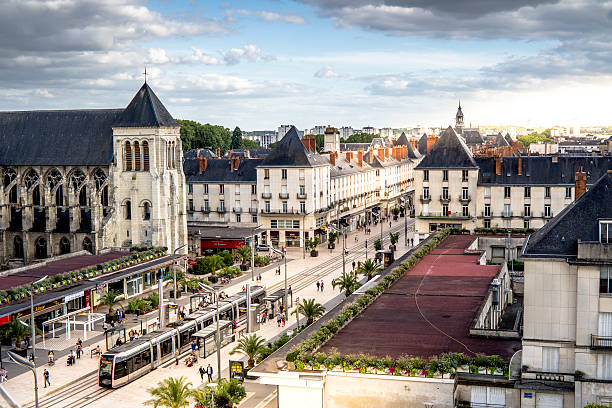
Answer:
[{"xmin": 455, "ymin": 100, "xmax": 464, "ymax": 133}]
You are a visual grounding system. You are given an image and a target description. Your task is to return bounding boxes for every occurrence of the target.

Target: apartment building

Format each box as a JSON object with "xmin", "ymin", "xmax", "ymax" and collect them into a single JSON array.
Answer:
[
  {"xmin": 520, "ymin": 170, "xmax": 612, "ymax": 407},
  {"xmin": 184, "ymin": 127, "xmax": 418, "ymax": 251},
  {"xmin": 414, "ymin": 126, "xmax": 612, "ymax": 236}
]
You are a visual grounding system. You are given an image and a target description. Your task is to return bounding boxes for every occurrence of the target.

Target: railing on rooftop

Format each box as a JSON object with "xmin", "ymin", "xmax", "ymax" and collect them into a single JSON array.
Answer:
[{"xmin": 591, "ymin": 334, "xmax": 612, "ymax": 349}]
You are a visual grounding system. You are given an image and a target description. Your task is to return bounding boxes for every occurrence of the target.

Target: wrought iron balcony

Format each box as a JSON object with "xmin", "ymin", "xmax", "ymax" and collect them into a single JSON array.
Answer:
[
  {"xmin": 261, "ymin": 192, "xmax": 272, "ymax": 199},
  {"xmin": 501, "ymin": 212, "xmax": 514, "ymax": 218},
  {"xmin": 419, "ymin": 194, "xmax": 431, "ymax": 202},
  {"xmin": 440, "ymin": 195, "xmax": 451, "ymax": 202},
  {"xmin": 591, "ymin": 334, "xmax": 612, "ymax": 349},
  {"xmin": 459, "ymin": 195, "xmax": 472, "ymax": 203},
  {"xmin": 249, "ymin": 207, "xmax": 258, "ymax": 214},
  {"xmin": 216, "ymin": 207, "xmax": 226, "ymax": 213},
  {"xmin": 480, "ymin": 211, "xmax": 492, "ymax": 218},
  {"xmin": 418, "ymin": 211, "xmax": 469, "ymax": 219},
  {"xmin": 279, "ymin": 192, "xmax": 289, "ymax": 199},
  {"xmin": 233, "ymin": 207, "xmax": 242, "ymax": 213},
  {"xmin": 202, "ymin": 206, "xmax": 211, "ymax": 213},
  {"xmin": 297, "ymin": 192, "xmax": 307, "ymax": 199},
  {"xmin": 522, "ymin": 211, "xmax": 532, "ymax": 218}
]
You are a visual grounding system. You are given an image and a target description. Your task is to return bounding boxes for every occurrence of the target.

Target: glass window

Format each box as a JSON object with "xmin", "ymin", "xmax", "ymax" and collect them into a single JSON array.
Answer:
[
  {"xmin": 462, "ymin": 170, "xmax": 469, "ymax": 182},
  {"xmin": 462, "ymin": 205, "xmax": 469, "ymax": 217},
  {"xmin": 220, "ymin": 200, "xmax": 225, "ymax": 211},
  {"xmin": 524, "ymin": 204, "xmax": 531, "ymax": 217},
  {"xmin": 235, "ymin": 186, "xmax": 240, "ymax": 195},
  {"xmin": 282, "ymin": 201, "xmax": 288, "ymax": 213},
  {"xmin": 188, "ymin": 184, "xmax": 193, "ymax": 194},
  {"xmin": 598, "ymin": 354, "xmax": 612, "ymax": 380},
  {"xmin": 442, "ymin": 170, "xmax": 448, "ymax": 181},
  {"xmin": 544, "ymin": 205, "xmax": 551, "ymax": 217},
  {"xmin": 293, "ymin": 220, "xmax": 300, "ymax": 229},
  {"xmin": 252, "ymin": 215, "xmax": 257, "ymax": 223},
  {"xmin": 236, "ymin": 214, "xmax": 241, "ymax": 222},
  {"xmin": 601, "ymin": 266, "xmax": 612, "ymax": 294},
  {"xmin": 271, "ymin": 220, "xmax": 278, "ymax": 229},
  {"xmin": 282, "ymin": 169, "xmax": 288, "ymax": 179},
  {"xmin": 423, "ymin": 170, "xmax": 429, "ymax": 182},
  {"xmin": 100, "ymin": 356, "xmax": 113, "ymax": 376},
  {"xmin": 504, "ymin": 204, "xmax": 511, "ymax": 217},
  {"xmin": 203, "ymin": 199, "xmax": 209, "ymax": 211},
  {"xmin": 442, "ymin": 187, "xmax": 449, "ymax": 200},
  {"xmin": 545, "ymin": 186, "xmax": 551, "ymax": 198},
  {"xmin": 524, "ymin": 186, "xmax": 531, "ymax": 198},
  {"xmin": 115, "ymin": 360, "xmax": 128, "ymax": 379},
  {"xmin": 542, "ymin": 347, "xmax": 559, "ymax": 372},
  {"xmin": 566, "ymin": 187, "xmax": 572, "ymax": 198},
  {"xmin": 442, "ymin": 204, "xmax": 449, "ymax": 215},
  {"xmin": 524, "ymin": 220, "xmax": 530, "ymax": 229},
  {"xmin": 300, "ymin": 201, "xmax": 306, "ymax": 213},
  {"xmin": 219, "ymin": 184, "xmax": 224, "ymax": 194},
  {"xmin": 251, "ymin": 184, "xmax": 256, "ymax": 194},
  {"xmin": 484, "ymin": 186, "xmax": 491, "ymax": 198},
  {"xmin": 423, "ymin": 187, "xmax": 429, "ymax": 199},
  {"xmin": 264, "ymin": 169, "xmax": 270, "ymax": 179},
  {"xmin": 504, "ymin": 186, "xmax": 511, "ymax": 198},
  {"xmin": 299, "ymin": 185, "xmax": 305, "ymax": 195},
  {"xmin": 265, "ymin": 201, "xmax": 270, "ymax": 212},
  {"xmin": 601, "ymin": 222, "xmax": 612, "ymax": 243},
  {"xmin": 462, "ymin": 187, "xmax": 469, "ymax": 200},
  {"xmin": 484, "ymin": 204, "xmax": 490, "ymax": 217},
  {"xmin": 204, "ymin": 184, "xmax": 208, "ymax": 194},
  {"xmin": 188, "ymin": 199, "xmax": 193, "ymax": 211},
  {"xmin": 484, "ymin": 219, "xmax": 491, "ymax": 228}
]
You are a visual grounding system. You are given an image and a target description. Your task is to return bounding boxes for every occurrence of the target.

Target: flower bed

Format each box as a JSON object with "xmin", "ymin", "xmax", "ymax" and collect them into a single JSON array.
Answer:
[
  {"xmin": 0, "ymin": 247, "xmax": 167, "ymax": 303},
  {"xmin": 283, "ymin": 230, "xmax": 510, "ymax": 379}
]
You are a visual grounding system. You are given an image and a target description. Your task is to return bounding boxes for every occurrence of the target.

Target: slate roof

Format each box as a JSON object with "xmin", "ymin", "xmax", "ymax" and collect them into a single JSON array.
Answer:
[
  {"xmin": 183, "ymin": 158, "xmax": 261, "ymax": 183},
  {"xmin": 405, "ymin": 140, "xmax": 422, "ymax": 159},
  {"xmin": 476, "ymin": 156, "xmax": 612, "ymax": 185},
  {"xmin": 495, "ymin": 132, "xmax": 510, "ymax": 147},
  {"xmin": 115, "ymin": 83, "xmax": 178, "ymax": 127},
  {"xmin": 523, "ymin": 170, "xmax": 612, "ymax": 257},
  {"xmin": 416, "ymin": 126, "xmax": 478, "ymax": 169},
  {"xmin": 184, "ymin": 149, "xmax": 217, "ymax": 159},
  {"xmin": 463, "ymin": 129, "xmax": 485, "ymax": 145},
  {"xmin": 394, "ymin": 132, "xmax": 410, "ymax": 146},
  {"xmin": 504, "ymin": 133, "xmax": 514, "ymax": 145},
  {"xmin": 259, "ymin": 126, "xmax": 328, "ymax": 167},
  {"xmin": 340, "ymin": 143, "xmax": 371, "ymax": 151},
  {"xmin": 417, "ymin": 133, "xmax": 428, "ymax": 155},
  {"xmin": 0, "ymin": 83, "xmax": 177, "ymax": 166}
]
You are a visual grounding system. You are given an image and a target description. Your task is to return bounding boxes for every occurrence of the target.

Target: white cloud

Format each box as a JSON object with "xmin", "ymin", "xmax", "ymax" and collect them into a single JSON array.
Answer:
[
  {"xmin": 220, "ymin": 45, "xmax": 262, "ymax": 65},
  {"xmin": 232, "ymin": 9, "xmax": 308, "ymax": 24},
  {"xmin": 314, "ymin": 66, "xmax": 348, "ymax": 79}
]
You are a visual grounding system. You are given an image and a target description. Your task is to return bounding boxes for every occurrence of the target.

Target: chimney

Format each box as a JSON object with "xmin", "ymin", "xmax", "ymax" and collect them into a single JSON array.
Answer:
[
  {"xmin": 409, "ymin": 138, "xmax": 418, "ymax": 151},
  {"xmin": 234, "ymin": 156, "xmax": 240, "ymax": 171},
  {"xmin": 517, "ymin": 156, "xmax": 522, "ymax": 175},
  {"xmin": 426, "ymin": 135, "xmax": 438, "ymax": 153},
  {"xmin": 230, "ymin": 157, "xmax": 235, "ymax": 171},
  {"xmin": 199, "ymin": 157, "xmax": 207, "ymax": 173},
  {"xmin": 385, "ymin": 147, "xmax": 390, "ymax": 159},
  {"xmin": 495, "ymin": 156, "xmax": 502, "ymax": 176},
  {"xmin": 358, "ymin": 149, "xmax": 363, "ymax": 167},
  {"xmin": 369, "ymin": 147, "xmax": 374, "ymax": 163},
  {"xmin": 378, "ymin": 147, "xmax": 385, "ymax": 161},
  {"xmin": 330, "ymin": 152, "xmax": 336, "ymax": 166},
  {"xmin": 575, "ymin": 167, "xmax": 587, "ymax": 200}
]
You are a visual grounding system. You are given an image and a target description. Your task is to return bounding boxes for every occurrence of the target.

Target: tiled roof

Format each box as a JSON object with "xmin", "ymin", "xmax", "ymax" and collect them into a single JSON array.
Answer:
[
  {"xmin": 259, "ymin": 126, "xmax": 328, "ymax": 167},
  {"xmin": 523, "ymin": 170, "xmax": 612, "ymax": 257},
  {"xmin": 416, "ymin": 126, "xmax": 478, "ymax": 169}
]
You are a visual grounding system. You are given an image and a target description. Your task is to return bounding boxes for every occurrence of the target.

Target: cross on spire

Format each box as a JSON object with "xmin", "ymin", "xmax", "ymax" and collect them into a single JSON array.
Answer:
[{"xmin": 143, "ymin": 66, "xmax": 148, "ymax": 84}]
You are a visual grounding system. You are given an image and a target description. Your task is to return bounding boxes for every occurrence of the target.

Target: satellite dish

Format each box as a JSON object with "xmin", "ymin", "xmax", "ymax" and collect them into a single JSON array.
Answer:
[{"xmin": 509, "ymin": 350, "xmax": 522, "ymax": 380}]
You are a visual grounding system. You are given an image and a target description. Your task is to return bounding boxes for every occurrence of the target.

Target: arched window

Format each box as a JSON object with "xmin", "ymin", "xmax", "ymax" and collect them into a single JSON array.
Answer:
[
  {"xmin": 8, "ymin": 185, "xmax": 17, "ymax": 204},
  {"xmin": 23, "ymin": 169, "xmax": 39, "ymax": 190},
  {"xmin": 13, "ymin": 236, "xmax": 23, "ymax": 258},
  {"xmin": 79, "ymin": 186, "xmax": 87, "ymax": 206},
  {"xmin": 55, "ymin": 185, "xmax": 63, "ymax": 206},
  {"xmin": 59, "ymin": 237, "xmax": 70, "ymax": 255},
  {"xmin": 46, "ymin": 168, "xmax": 63, "ymax": 191},
  {"xmin": 143, "ymin": 141, "xmax": 150, "ymax": 170},
  {"xmin": 35, "ymin": 237, "xmax": 47, "ymax": 259},
  {"xmin": 125, "ymin": 141, "xmax": 132, "ymax": 171},
  {"xmin": 93, "ymin": 168, "xmax": 106, "ymax": 191},
  {"xmin": 83, "ymin": 237, "xmax": 93, "ymax": 253},
  {"xmin": 101, "ymin": 185, "xmax": 109, "ymax": 207},
  {"xmin": 134, "ymin": 141, "xmax": 141, "ymax": 171},
  {"xmin": 143, "ymin": 201, "xmax": 151, "ymax": 220},
  {"xmin": 3, "ymin": 168, "xmax": 17, "ymax": 188},
  {"xmin": 32, "ymin": 185, "xmax": 41, "ymax": 206},
  {"xmin": 125, "ymin": 200, "xmax": 131, "ymax": 220},
  {"xmin": 69, "ymin": 169, "xmax": 86, "ymax": 192}
]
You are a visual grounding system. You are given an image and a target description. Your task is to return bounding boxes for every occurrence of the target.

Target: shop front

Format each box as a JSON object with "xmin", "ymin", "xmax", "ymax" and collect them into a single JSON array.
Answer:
[
  {"xmin": 285, "ymin": 231, "xmax": 300, "ymax": 247},
  {"xmin": 200, "ymin": 239, "xmax": 245, "ymax": 255}
]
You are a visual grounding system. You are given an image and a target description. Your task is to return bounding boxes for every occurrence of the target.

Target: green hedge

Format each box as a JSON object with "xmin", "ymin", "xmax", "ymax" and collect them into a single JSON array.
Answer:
[{"xmin": 283, "ymin": 230, "xmax": 508, "ymax": 377}]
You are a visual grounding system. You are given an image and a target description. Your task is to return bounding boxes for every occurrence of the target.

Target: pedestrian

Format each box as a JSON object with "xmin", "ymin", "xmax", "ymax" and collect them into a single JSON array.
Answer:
[
  {"xmin": 261, "ymin": 311, "xmax": 267, "ymax": 323},
  {"xmin": 258, "ymin": 274, "xmax": 262, "ymax": 281},
  {"xmin": 389, "ymin": 221, "xmax": 392, "ymax": 228},
  {"xmin": 76, "ymin": 343, "xmax": 82, "ymax": 359},
  {"xmin": 358, "ymin": 261, "xmax": 361, "ymax": 268},
  {"xmin": 320, "ymin": 281, "xmax": 324, "ymax": 291},
  {"xmin": 316, "ymin": 281, "xmax": 320, "ymax": 291},
  {"xmin": 43, "ymin": 369, "xmax": 50, "ymax": 388},
  {"xmin": 191, "ymin": 340, "xmax": 197, "ymax": 354},
  {"xmin": 288, "ymin": 286, "xmax": 292, "ymax": 297},
  {"xmin": 0, "ymin": 367, "xmax": 7, "ymax": 383},
  {"xmin": 206, "ymin": 364, "xmax": 213, "ymax": 382},
  {"xmin": 48, "ymin": 351, "xmax": 55, "ymax": 365},
  {"xmin": 355, "ymin": 235, "xmax": 358, "ymax": 242},
  {"xmin": 277, "ymin": 314, "xmax": 281, "ymax": 327},
  {"xmin": 199, "ymin": 366, "xmax": 205, "ymax": 383},
  {"xmin": 352, "ymin": 260, "xmax": 356, "ymax": 270}
]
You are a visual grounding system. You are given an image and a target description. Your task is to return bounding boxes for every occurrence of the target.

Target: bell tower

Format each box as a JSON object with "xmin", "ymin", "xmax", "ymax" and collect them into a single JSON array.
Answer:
[{"xmin": 455, "ymin": 100, "xmax": 464, "ymax": 134}]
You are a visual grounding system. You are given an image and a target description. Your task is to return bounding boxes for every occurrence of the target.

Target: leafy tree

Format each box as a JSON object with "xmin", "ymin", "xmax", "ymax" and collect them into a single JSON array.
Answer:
[
  {"xmin": 296, "ymin": 298, "xmax": 326, "ymax": 325},
  {"xmin": 389, "ymin": 232, "xmax": 399, "ymax": 246},
  {"xmin": 315, "ymin": 134, "xmax": 324, "ymax": 152},
  {"xmin": 217, "ymin": 251, "xmax": 234, "ymax": 267},
  {"xmin": 147, "ymin": 292, "xmax": 159, "ymax": 309},
  {"xmin": 177, "ymin": 120, "xmax": 231, "ymax": 154},
  {"xmin": 229, "ymin": 334, "xmax": 266, "ymax": 367},
  {"xmin": 191, "ymin": 255, "xmax": 226, "ymax": 276},
  {"xmin": 145, "ymin": 376, "xmax": 192, "ymax": 408},
  {"xmin": 328, "ymin": 231, "xmax": 338, "ymax": 246},
  {"xmin": 374, "ymin": 239, "xmax": 382, "ymax": 251},
  {"xmin": 192, "ymin": 378, "xmax": 246, "ymax": 408},
  {"xmin": 231, "ymin": 126, "xmax": 242, "ymax": 149},
  {"xmin": 340, "ymin": 133, "xmax": 377, "ymax": 143},
  {"xmin": 100, "ymin": 289, "xmax": 121, "ymax": 313},
  {"xmin": 241, "ymin": 138, "xmax": 259, "ymax": 149},
  {"xmin": 234, "ymin": 245, "xmax": 252, "ymax": 267},
  {"xmin": 358, "ymin": 259, "xmax": 382, "ymax": 281},
  {"xmin": 1, "ymin": 318, "xmax": 31, "ymax": 349},
  {"xmin": 332, "ymin": 272, "xmax": 360, "ymax": 297},
  {"xmin": 518, "ymin": 129, "xmax": 553, "ymax": 147}
]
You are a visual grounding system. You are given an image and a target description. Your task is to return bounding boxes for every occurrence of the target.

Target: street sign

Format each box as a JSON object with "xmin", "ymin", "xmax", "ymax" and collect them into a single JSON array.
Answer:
[{"xmin": 229, "ymin": 360, "xmax": 245, "ymax": 382}]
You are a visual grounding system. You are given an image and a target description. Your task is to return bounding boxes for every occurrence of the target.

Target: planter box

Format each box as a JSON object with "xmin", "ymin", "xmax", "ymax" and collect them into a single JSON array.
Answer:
[
  {"xmin": 328, "ymin": 243, "xmax": 335, "ymax": 249},
  {"xmin": 311, "ymin": 250, "xmax": 319, "ymax": 257}
]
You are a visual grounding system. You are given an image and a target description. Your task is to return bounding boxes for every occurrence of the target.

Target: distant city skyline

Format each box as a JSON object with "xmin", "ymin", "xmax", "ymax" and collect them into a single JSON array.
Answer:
[{"xmin": 2, "ymin": 1, "xmax": 612, "ymax": 129}]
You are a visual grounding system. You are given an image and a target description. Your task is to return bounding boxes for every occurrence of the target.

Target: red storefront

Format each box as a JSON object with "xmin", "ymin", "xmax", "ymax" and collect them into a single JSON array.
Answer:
[{"xmin": 200, "ymin": 239, "xmax": 245, "ymax": 255}]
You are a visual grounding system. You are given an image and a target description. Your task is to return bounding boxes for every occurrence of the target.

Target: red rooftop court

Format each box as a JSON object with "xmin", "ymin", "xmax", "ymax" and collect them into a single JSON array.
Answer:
[{"xmin": 320, "ymin": 234, "xmax": 521, "ymax": 359}]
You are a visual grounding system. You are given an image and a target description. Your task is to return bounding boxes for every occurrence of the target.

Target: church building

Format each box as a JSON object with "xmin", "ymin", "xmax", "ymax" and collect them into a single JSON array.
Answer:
[{"xmin": 0, "ymin": 83, "xmax": 187, "ymax": 267}]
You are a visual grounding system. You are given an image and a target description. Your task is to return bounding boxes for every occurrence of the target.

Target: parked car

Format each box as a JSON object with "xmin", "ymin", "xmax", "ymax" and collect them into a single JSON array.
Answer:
[{"xmin": 256, "ymin": 244, "xmax": 270, "ymax": 252}]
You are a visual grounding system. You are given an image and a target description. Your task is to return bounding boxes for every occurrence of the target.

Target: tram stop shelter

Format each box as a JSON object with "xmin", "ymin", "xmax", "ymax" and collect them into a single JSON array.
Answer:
[
  {"xmin": 41, "ymin": 307, "xmax": 105, "ymax": 348},
  {"xmin": 192, "ymin": 320, "xmax": 233, "ymax": 358},
  {"xmin": 189, "ymin": 293, "xmax": 214, "ymax": 313},
  {"xmin": 262, "ymin": 289, "xmax": 289, "ymax": 319}
]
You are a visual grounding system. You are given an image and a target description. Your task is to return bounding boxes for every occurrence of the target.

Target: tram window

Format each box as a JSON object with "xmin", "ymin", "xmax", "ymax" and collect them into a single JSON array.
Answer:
[
  {"xmin": 115, "ymin": 360, "xmax": 128, "ymax": 379},
  {"xmin": 181, "ymin": 330, "xmax": 189, "ymax": 345},
  {"xmin": 152, "ymin": 346, "xmax": 157, "ymax": 362},
  {"xmin": 204, "ymin": 318, "xmax": 213, "ymax": 327},
  {"xmin": 100, "ymin": 356, "xmax": 113, "ymax": 376},
  {"xmin": 142, "ymin": 349, "xmax": 151, "ymax": 366},
  {"xmin": 161, "ymin": 339, "xmax": 173, "ymax": 356},
  {"xmin": 133, "ymin": 353, "xmax": 141, "ymax": 370}
]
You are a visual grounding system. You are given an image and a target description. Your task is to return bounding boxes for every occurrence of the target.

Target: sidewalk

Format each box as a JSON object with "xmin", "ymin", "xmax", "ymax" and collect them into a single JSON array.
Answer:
[{"xmin": 6, "ymin": 217, "xmax": 415, "ymax": 407}]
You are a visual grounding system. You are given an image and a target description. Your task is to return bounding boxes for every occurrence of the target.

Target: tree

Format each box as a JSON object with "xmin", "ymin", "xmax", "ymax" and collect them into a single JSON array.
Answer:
[
  {"xmin": 100, "ymin": 289, "xmax": 121, "ymax": 313},
  {"xmin": 207, "ymin": 255, "xmax": 225, "ymax": 277},
  {"xmin": 328, "ymin": 231, "xmax": 338, "ymax": 246},
  {"xmin": 231, "ymin": 127, "xmax": 242, "ymax": 150},
  {"xmin": 517, "ymin": 129, "xmax": 553, "ymax": 147},
  {"xmin": 332, "ymin": 272, "xmax": 360, "ymax": 297},
  {"xmin": 234, "ymin": 245, "xmax": 252, "ymax": 268},
  {"xmin": 241, "ymin": 138, "xmax": 259, "ymax": 149},
  {"xmin": 296, "ymin": 298, "xmax": 325, "ymax": 325},
  {"xmin": 177, "ymin": 120, "xmax": 231, "ymax": 154},
  {"xmin": 389, "ymin": 232, "xmax": 399, "ymax": 246},
  {"xmin": 358, "ymin": 259, "xmax": 382, "ymax": 281},
  {"xmin": 2, "ymin": 318, "xmax": 30, "ymax": 349},
  {"xmin": 145, "ymin": 376, "xmax": 192, "ymax": 408},
  {"xmin": 374, "ymin": 239, "xmax": 382, "ymax": 251},
  {"xmin": 340, "ymin": 133, "xmax": 377, "ymax": 143},
  {"xmin": 192, "ymin": 378, "xmax": 246, "ymax": 408},
  {"xmin": 229, "ymin": 334, "xmax": 266, "ymax": 367}
]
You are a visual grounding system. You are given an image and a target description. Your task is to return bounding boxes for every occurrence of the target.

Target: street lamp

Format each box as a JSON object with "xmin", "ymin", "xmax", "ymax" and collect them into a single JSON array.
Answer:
[
  {"xmin": 206, "ymin": 382, "xmax": 218, "ymax": 408},
  {"xmin": 198, "ymin": 282, "xmax": 221, "ymax": 381},
  {"xmin": 270, "ymin": 248, "xmax": 288, "ymax": 320},
  {"xmin": 172, "ymin": 244, "xmax": 187, "ymax": 301}
]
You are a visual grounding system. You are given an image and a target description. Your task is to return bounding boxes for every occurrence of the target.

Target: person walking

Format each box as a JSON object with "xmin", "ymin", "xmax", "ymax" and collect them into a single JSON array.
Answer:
[
  {"xmin": 70, "ymin": 350, "xmax": 76, "ymax": 365},
  {"xmin": 316, "ymin": 281, "xmax": 320, "ymax": 291},
  {"xmin": 276, "ymin": 313, "xmax": 281, "ymax": 327},
  {"xmin": 0, "ymin": 367, "xmax": 7, "ymax": 383},
  {"xmin": 43, "ymin": 369, "xmax": 50, "ymax": 388},
  {"xmin": 199, "ymin": 366, "xmax": 205, "ymax": 383},
  {"xmin": 320, "ymin": 281, "xmax": 324, "ymax": 291},
  {"xmin": 352, "ymin": 260, "xmax": 356, "ymax": 270},
  {"xmin": 281, "ymin": 313, "xmax": 286, "ymax": 327},
  {"xmin": 206, "ymin": 364, "xmax": 213, "ymax": 382},
  {"xmin": 191, "ymin": 340, "xmax": 197, "ymax": 354}
]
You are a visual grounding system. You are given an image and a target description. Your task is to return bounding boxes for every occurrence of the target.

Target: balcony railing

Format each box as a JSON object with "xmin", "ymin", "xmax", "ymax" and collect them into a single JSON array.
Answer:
[
  {"xmin": 216, "ymin": 207, "xmax": 226, "ymax": 213},
  {"xmin": 419, "ymin": 194, "xmax": 431, "ymax": 202},
  {"xmin": 522, "ymin": 211, "xmax": 532, "ymax": 218},
  {"xmin": 591, "ymin": 334, "xmax": 612, "ymax": 349},
  {"xmin": 233, "ymin": 207, "xmax": 242, "ymax": 213},
  {"xmin": 297, "ymin": 192, "xmax": 307, "ymax": 199},
  {"xmin": 455, "ymin": 402, "xmax": 505, "ymax": 408},
  {"xmin": 261, "ymin": 192, "xmax": 272, "ymax": 199},
  {"xmin": 459, "ymin": 195, "xmax": 472, "ymax": 203},
  {"xmin": 279, "ymin": 192, "xmax": 289, "ymax": 199},
  {"xmin": 418, "ymin": 211, "xmax": 469, "ymax": 219},
  {"xmin": 440, "ymin": 195, "xmax": 451, "ymax": 202},
  {"xmin": 501, "ymin": 212, "xmax": 514, "ymax": 218},
  {"xmin": 261, "ymin": 208, "xmax": 306, "ymax": 215},
  {"xmin": 202, "ymin": 206, "xmax": 211, "ymax": 213},
  {"xmin": 543, "ymin": 211, "xmax": 554, "ymax": 218},
  {"xmin": 249, "ymin": 207, "xmax": 258, "ymax": 214},
  {"xmin": 481, "ymin": 212, "xmax": 492, "ymax": 218}
]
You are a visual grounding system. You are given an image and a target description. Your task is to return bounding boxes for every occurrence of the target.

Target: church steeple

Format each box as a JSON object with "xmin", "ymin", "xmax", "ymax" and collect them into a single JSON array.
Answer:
[{"xmin": 455, "ymin": 100, "xmax": 464, "ymax": 134}]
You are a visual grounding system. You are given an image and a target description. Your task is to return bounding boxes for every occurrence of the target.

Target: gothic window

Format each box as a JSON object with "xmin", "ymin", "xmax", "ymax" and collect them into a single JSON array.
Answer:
[
  {"xmin": 9, "ymin": 185, "xmax": 17, "ymax": 204},
  {"xmin": 79, "ymin": 186, "xmax": 87, "ymax": 206},
  {"xmin": 23, "ymin": 169, "xmax": 39, "ymax": 190},
  {"xmin": 143, "ymin": 141, "xmax": 150, "ymax": 170},
  {"xmin": 32, "ymin": 185, "xmax": 41, "ymax": 206},
  {"xmin": 125, "ymin": 200, "xmax": 131, "ymax": 220},
  {"xmin": 46, "ymin": 169, "xmax": 63, "ymax": 191},
  {"xmin": 142, "ymin": 201, "xmax": 151, "ymax": 220},
  {"xmin": 69, "ymin": 169, "xmax": 86, "ymax": 192},
  {"xmin": 2, "ymin": 168, "xmax": 17, "ymax": 187},
  {"xmin": 93, "ymin": 169, "xmax": 107, "ymax": 191},
  {"xmin": 125, "ymin": 141, "xmax": 133, "ymax": 171},
  {"xmin": 13, "ymin": 236, "xmax": 23, "ymax": 258},
  {"xmin": 59, "ymin": 237, "xmax": 70, "ymax": 255},
  {"xmin": 55, "ymin": 185, "xmax": 63, "ymax": 206},
  {"xmin": 83, "ymin": 237, "xmax": 93, "ymax": 253},
  {"xmin": 35, "ymin": 237, "xmax": 47, "ymax": 259},
  {"xmin": 101, "ymin": 185, "xmax": 109, "ymax": 207},
  {"xmin": 134, "ymin": 141, "xmax": 141, "ymax": 171}
]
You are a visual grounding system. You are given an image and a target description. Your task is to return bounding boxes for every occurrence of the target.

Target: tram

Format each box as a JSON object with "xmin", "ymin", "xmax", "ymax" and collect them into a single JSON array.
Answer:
[{"xmin": 99, "ymin": 286, "xmax": 265, "ymax": 388}]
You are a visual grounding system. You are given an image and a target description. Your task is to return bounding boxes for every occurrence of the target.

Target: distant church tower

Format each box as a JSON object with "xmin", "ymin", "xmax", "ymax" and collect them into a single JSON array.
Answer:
[{"xmin": 455, "ymin": 101, "xmax": 464, "ymax": 134}]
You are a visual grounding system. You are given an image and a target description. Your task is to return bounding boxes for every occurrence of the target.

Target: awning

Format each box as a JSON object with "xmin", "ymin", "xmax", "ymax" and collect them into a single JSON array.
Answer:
[{"xmin": 201, "ymin": 239, "xmax": 245, "ymax": 249}]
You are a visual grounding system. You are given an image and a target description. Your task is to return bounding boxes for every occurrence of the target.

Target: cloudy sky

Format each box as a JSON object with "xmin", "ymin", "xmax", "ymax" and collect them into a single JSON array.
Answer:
[{"xmin": 1, "ymin": 0, "xmax": 611, "ymax": 130}]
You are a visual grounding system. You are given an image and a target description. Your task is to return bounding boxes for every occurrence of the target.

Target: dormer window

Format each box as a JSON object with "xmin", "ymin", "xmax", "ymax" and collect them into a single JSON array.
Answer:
[{"xmin": 601, "ymin": 221, "xmax": 612, "ymax": 243}]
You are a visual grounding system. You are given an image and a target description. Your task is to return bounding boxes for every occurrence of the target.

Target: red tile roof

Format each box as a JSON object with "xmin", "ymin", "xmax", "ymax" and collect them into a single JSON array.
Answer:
[{"xmin": 320, "ymin": 235, "xmax": 520, "ymax": 359}]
